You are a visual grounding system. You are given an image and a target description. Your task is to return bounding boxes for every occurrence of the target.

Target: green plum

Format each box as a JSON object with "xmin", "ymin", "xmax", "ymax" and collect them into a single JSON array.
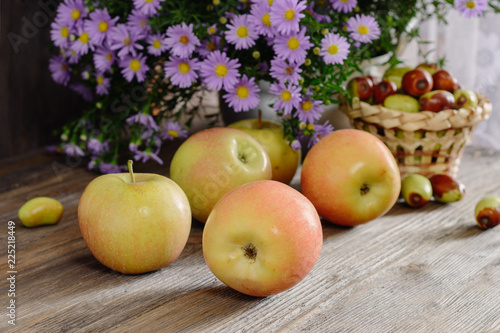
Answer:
[
  {"xmin": 429, "ymin": 174, "xmax": 465, "ymax": 203},
  {"xmin": 384, "ymin": 94, "xmax": 420, "ymax": 113},
  {"xmin": 382, "ymin": 66, "xmax": 413, "ymax": 90},
  {"xmin": 475, "ymin": 195, "xmax": 500, "ymax": 229},
  {"xmin": 401, "ymin": 174, "xmax": 433, "ymax": 208}
]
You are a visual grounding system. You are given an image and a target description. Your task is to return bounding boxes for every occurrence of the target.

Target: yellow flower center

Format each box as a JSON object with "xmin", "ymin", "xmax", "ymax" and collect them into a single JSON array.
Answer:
[
  {"xmin": 153, "ymin": 40, "xmax": 162, "ymax": 49},
  {"xmin": 106, "ymin": 53, "xmax": 113, "ymax": 61},
  {"xmin": 145, "ymin": 0, "xmax": 154, "ymax": 2},
  {"xmin": 284, "ymin": 66, "xmax": 294, "ymax": 75},
  {"xmin": 466, "ymin": 1, "xmax": 476, "ymax": 8},
  {"xmin": 340, "ymin": 0, "xmax": 349, "ymax": 2},
  {"xmin": 281, "ymin": 90, "xmax": 292, "ymax": 101},
  {"xmin": 130, "ymin": 59, "xmax": 141, "ymax": 72},
  {"xmin": 215, "ymin": 64, "xmax": 228, "ymax": 77},
  {"xmin": 262, "ymin": 13, "xmax": 272, "ymax": 27},
  {"xmin": 268, "ymin": 0, "xmax": 273, "ymax": 5},
  {"xmin": 358, "ymin": 25, "xmax": 369, "ymax": 35},
  {"xmin": 328, "ymin": 44, "xmax": 339, "ymax": 55},
  {"xmin": 236, "ymin": 26, "xmax": 248, "ymax": 38},
  {"xmin": 61, "ymin": 27, "xmax": 69, "ymax": 38},
  {"xmin": 178, "ymin": 62, "xmax": 190, "ymax": 74},
  {"xmin": 287, "ymin": 37, "xmax": 300, "ymax": 50},
  {"xmin": 236, "ymin": 86, "xmax": 249, "ymax": 99},
  {"xmin": 97, "ymin": 76, "xmax": 103, "ymax": 85},
  {"xmin": 302, "ymin": 100, "xmax": 313, "ymax": 111},
  {"xmin": 71, "ymin": 9, "xmax": 81, "ymax": 20},
  {"xmin": 307, "ymin": 123, "xmax": 314, "ymax": 130},
  {"xmin": 79, "ymin": 32, "xmax": 89, "ymax": 44},
  {"xmin": 180, "ymin": 35, "xmax": 189, "ymax": 45},
  {"xmin": 124, "ymin": 37, "xmax": 132, "ymax": 46},
  {"xmin": 284, "ymin": 9, "xmax": 295, "ymax": 21},
  {"xmin": 168, "ymin": 130, "xmax": 179, "ymax": 138},
  {"xmin": 98, "ymin": 21, "xmax": 109, "ymax": 33},
  {"xmin": 208, "ymin": 26, "xmax": 216, "ymax": 34}
]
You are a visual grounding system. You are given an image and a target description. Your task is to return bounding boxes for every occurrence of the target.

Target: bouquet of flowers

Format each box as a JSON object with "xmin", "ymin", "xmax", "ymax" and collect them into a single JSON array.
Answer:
[{"xmin": 48, "ymin": 0, "xmax": 499, "ymax": 173}]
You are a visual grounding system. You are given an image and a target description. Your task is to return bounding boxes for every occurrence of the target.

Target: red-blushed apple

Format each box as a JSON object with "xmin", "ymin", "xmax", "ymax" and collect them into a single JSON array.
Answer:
[
  {"xmin": 432, "ymin": 70, "xmax": 460, "ymax": 92},
  {"xmin": 382, "ymin": 66, "xmax": 413, "ymax": 90},
  {"xmin": 373, "ymin": 80, "xmax": 398, "ymax": 105},
  {"xmin": 202, "ymin": 180, "xmax": 323, "ymax": 297},
  {"xmin": 454, "ymin": 89, "xmax": 479, "ymax": 109},
  {"xmin": 170, "ymin": 127, "xmax": 272, "ymax": 223},
  {"xmin": 347, "ymin": 76, "xmax": 374, "ymax": 101},
  {"xmin": 384, "ymin": 94, "xmax": 420, "ymax": 113},
  {"xmin": 419, "ymin": 90, "xmax": 455, "ymax": 112},
  {"xmin": 227, "ymin": 117, "xmax": 301, "ymax": 185},
  {"xmin": 301, "ymin": 129, "xmax": 401, "ymax": 226},
  {"xmin": 78, "ymin": 161, "xmax": 192, "ymax": 274},
  {"xmin": 475, "ymin": 195, "xmax": 500, "ymax": 229},
  {"xmin": 402, "ymin": 68, "xmax": 434, "ymax": 97}
]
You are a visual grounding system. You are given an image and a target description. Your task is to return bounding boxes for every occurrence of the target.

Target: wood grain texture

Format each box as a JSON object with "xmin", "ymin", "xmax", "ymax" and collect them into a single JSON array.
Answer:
[{"xmin": 1, "ymin": 146, "xmax": 500, "ymax": 332}]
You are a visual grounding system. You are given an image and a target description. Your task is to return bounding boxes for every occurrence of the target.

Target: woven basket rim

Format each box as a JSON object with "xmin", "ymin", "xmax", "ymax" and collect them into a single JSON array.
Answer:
[{"xmin": 342, "ymin": 92, "xmax": 492, "ymax": 132}]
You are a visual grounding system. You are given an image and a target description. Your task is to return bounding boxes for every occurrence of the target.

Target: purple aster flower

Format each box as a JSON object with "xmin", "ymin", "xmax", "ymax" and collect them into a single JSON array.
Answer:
[
  {"xmin": 109, "ymin": 24, "xmax": 144, "ymax": 59},
  {"xmin": 225, "ymin": 14, "xmax": 258, "ymax": 50},
  {"xmin": 56, "ymin": 0, "xmax": 86, "ymax": 26},
  {"xmin": 126, "ymin": 9, "xmax": 151, "ymax": 38},
  {"xmin": 250, "ymin": 1, "xmax": 276, "ymax": 37},
  {"xmin": 119, "ymin": 54, "xmax": 150, "ymax": 82},
  {"xmin": 269, "ymin": 0, "xmax": 307, "ymax": 35},
  {"xmin": 95, "ymin": 73, "xmax": 111, "ymax": 95},
  {"xmin": 71, "ymin": 23, "xmax": 94, "ymax": 56},
  {"xmin": 330, "ymin": 0, "xmax": 357, "ymax": 13},
  {"xmin": 270, "ymin": 57, "xmax": 302, "ymax": 85},
  {"xmin": 197, "ymin": 36, "xmax": 223, "ymax": 57},
  {"xmin": 133, "ymin": 0, "xmax": 164, "ymax": 16},
  {"xmin": 126, "ymin": 113, "xmax": 159, "ymax": 131},
  {"xmin": 84, "ymin": 9, "xmax": 119, "ymax": 45},
  {"xmin": 93, "ymin": 47, "xmax": 116, "ymax": 73},
  {"xmin": 347, "ymin": 14, "xmax": 381, "ymax": 43},
  {"xmin": 295, "ymin": 95, "xmax": 323, "ymax": 123},
  {"xmin": 49, "ymin": 56, "xmax": 71, "ymax": 86},
  {"xmin": 223, "ymin": 75, "xmax": 261, "ymax": 112},
  {"xmin": 273, "ymin": 27, "xmax": 313, "ymax": 64},
  {"xmin": 320, "ymin": 32, "xmax": 350, "ymax": 65},
  {"xmin": 87, "ymin": 138, "xmax": 109, "ymax": 155},
  {"xmin": 199, "ymin": 50, "xmax": 241, "ymax": 91},
  {"xmin": 305, "ymin": 2, "xmax": 331, "ymax": 23},
  {"xmin": 165, "ymin": 23, "xmax": 200, "ymax": 58},
  {"xmin": 50, "ymin": 18, "xmax": 72, "ymax": 48},
  {"xmin": 207, "ymin": 24, "xmax": 217, "ymax": 35},
  {"xmin": 455, "ymin": 0, "xmax": 488, "ymax": 18},
  {"xmin": 269, "ymin": 81, "xmax": 301, "ymax": 115},
  {"xmin": 160, "ymin": 121, "xmax": 188, "ymax": 141},
  {"xmin": 69, "ymin": 83, "xmax": 93, "ymax": 101},
  {"xmin": 164, "ymin": 56, "xmax": 200, "ymax": 88},
  {"xmin": 99, "ymin": 162, "xmax": 126, "ymax": 174},
  {"xmin": 308, "ymin": 121, "xmax": 334, "ymax": 148},
  {"xmin": 146, "ymin": 32, "xmax": 168, "ymax": 56},
  {"xmin": 291, "ymin": 139, "xmax": 301, "ymax": 151},
  {"xmin": 62, "ymin": 143, "xmax": 85, "ymax": 157},
  {"xmin": 65, "ymin": 48, "xmax": 81, "ymax": 64},
  {"xmin": 133, "ymin": 147, "xmax": 163, "ymax": 165}
]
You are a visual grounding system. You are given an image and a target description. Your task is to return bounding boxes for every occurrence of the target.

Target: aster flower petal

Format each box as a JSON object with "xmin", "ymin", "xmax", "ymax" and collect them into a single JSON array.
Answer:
[
  {"xmin": 346, "ymin": 14, "xmax": 381, "ymax": 43},
  {"xmin": 199, "ymin": 50, "xmax": 241, "ymax": 91},
  {"xmin": 270, "ymin": 0, "xmax": 307, "ymax": 35},
  {"xmin": 330, "ymin": 0, "xmax": 357, "ymax": 13},
  {"xmin": 225, "ymin": 14, "xmax": 259, "ymax": 50},
  {"xmin": 273, "ymin": 27, "xmax": 313, "ymax": 64},
  {"xmin": 164, "ymin": 56, "xmax": 200, "ymax": 88},
  {"xmin": 165, "ymin": 23, "xmax": 200, "ymax": 58},
  {"xmin": 454, "ymin": 0, "xmax": 488, "ymax": 18},
  {"xmin": 222, "ymin": 75, "xmax": 261, "ymax": 112},
  {"xmin": 320, "ymin": 32, "xmax": 350, "ymax": 65}
]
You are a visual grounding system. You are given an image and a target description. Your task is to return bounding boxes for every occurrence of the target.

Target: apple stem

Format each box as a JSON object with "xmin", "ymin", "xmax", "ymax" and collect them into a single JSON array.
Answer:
[
  {"xmin": 127, "ymin": 160, "xmax": 136, "ymax": 183},
  {"xmin": 257, "ymin": 109, "xmax": 262, "ymax": 129}
]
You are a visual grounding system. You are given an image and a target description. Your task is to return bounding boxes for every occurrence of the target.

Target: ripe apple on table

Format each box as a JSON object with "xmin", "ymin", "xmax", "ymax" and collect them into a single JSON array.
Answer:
[
  {"xmin": 170, "ymin": 127, "xmax": 272, "ymax": 223},
  {"xmin": 202, "ymin": 180, "xmax": 323, "ymax": 297},
  {"xmin": 78, "ymin": 161, "xmax": 192, "ymax": 274},
  {"xmin": 227, "ymin": 116, "xmax": 301, "ymax": 185},
  {"xmin": 301, "ymin": 129, "xmax": 401, "ymax": 226}
]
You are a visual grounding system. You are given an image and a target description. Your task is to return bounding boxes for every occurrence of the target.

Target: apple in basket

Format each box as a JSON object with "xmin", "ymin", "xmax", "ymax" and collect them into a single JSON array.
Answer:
[{"xmin": 301, "ymin": 129, "xmax": 401, "ymax": 226}]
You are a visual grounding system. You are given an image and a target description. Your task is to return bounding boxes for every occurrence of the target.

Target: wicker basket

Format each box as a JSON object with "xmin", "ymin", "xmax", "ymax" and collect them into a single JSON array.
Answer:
[{"xmin": 341, "ymin": 93, "xmax": 492, "ymax": 178}]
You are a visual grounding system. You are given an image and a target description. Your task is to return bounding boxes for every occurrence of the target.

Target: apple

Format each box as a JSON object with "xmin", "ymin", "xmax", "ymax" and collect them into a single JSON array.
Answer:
[
  {"xmin": 373, "ymin": 80, "xmax": 398, "ymax": 105},
  {"xmin": 170, "ymin": 127, "xmax": 272, "ymax": 223},
  {"xmin": 78, "ymin": 160, "xmax": 192, "ymax": 274},
  {"xmin": 416, "ymin": 62, "xmax": 441, "ymax": 75},
  {"xmin": 401, "ymin": 174, "xmax": 433, "ymax": 208},
  {"xmin": 432, "ymin": 70, "xmax": 459, "ymax": 92},
  {"xmin": 454, "ymin": 89, "xmax": 479, "ymax": 109},
  {"xmin": 419, "ymin": 90, "xmax": 455, "ymax": 112},
  {"xmin": 18, "ymin": 197, "xmax": 63, "ymax": 227},
  {"xmin": 202, "ymin": 180, "xmax": 323, "ymax": 297},
  {"xmin": 227, "ymin": 117, "xmax": 301, "ymax": 185},
  {"xmin": 382, "ymin": 66, "xmax": 413, "ymax": 90},
  {"xmin": 384, "ymin": 94, "xmax": 420, "ymax": 113},
  {"xmin": 301, "ymin": 129, "xmax": 401, "ymax": 226},
  {"xmin": 347, "ymin": 76, "xmax": 374, "ymax": 102},
  {"xmin": 428, "ymin": 174, "xmax": 465, "ymax": 203},
  {"xmin": 475, "ymin": 195, "xmax": 500, "ymax": 229},
  {"xmin": 402, "ymin": 68, "xmax": 433, "ymax": 97}
]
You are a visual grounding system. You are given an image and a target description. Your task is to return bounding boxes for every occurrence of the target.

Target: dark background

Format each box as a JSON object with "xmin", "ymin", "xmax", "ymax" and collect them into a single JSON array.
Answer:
[{"xmin": 1, "ymin": 0, "xmax": 82, "ymax": 161}]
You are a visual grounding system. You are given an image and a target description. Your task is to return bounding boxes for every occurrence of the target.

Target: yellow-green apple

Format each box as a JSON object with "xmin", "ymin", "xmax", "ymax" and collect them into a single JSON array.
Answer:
[
  {"xmin": 384, "ymin": 94, "xmax": 420, "ymax": 113},
  {"xmin": 227, "ymin": 118, "xmax": 301, "ymax": 184},
  {"xmin": 382, "ymin": 66, "xmax": 413, "ymax": 90},
  {"xmin": 419, "ymin": 90, "xmax": 455, "ymax": 112},
  {"xmin": 475, "ymin": 195, "xmax": 500, "ymax": 229},
  {"xmin": 78, "ymin": 161, "xmax": 191, "ymax": 274},
  {"xmin": 18, "ymin": 197, "xmax": 63, "ymax": 227},
  {"xmin": 454, "ymin": 89, "xmax": 478, "ymax": 109},
  {"xmin": 202, "ymin": 180, "xmax": 323, "ymax": 297},
  {"xmin": 170, "ymin": 127, "xmax": 272, "ymax": 223},
  {"xmin": 301, "ymin": 129, "xmax": 401, "ymax": 226}
]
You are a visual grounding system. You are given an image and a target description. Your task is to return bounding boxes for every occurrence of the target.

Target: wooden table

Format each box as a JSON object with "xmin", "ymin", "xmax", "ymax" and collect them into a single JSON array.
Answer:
[{"xmin": 1, "ymin": 145, "xmax": 500, "ymax": 332}]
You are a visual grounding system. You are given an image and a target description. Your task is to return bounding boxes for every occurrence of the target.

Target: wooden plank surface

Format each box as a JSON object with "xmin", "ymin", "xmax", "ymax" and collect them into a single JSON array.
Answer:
[{"xmin": 1, "ymin": 145, "xmax": 500, "ymax": 332}]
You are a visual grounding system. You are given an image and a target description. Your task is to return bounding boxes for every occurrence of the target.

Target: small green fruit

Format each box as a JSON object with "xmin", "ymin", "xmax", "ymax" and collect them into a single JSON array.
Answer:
[
  {"xmin": 475, "ymin": 195, "xmax": 500, "ymax": 229},
  {"xmin": 382, "ymin": 66, "xmax": 413, "ymax": 90},
  {"xmin": 384, "ymin": 94, "xmax": 420, "ymax": 113},
  {"xmin": 429, "ymin": 174, "xmax": 465, "ymax": 203},
  {"xmin": 401, "ymin": 174, "xmax": 433, "ymax": 208},
  {"xmin": 18, "ymin": 197, "xmax": 64, "ymax": 227}
]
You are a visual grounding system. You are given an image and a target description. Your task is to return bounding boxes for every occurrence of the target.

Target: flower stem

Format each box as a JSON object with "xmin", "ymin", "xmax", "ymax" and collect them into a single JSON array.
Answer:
[{"xmin": 127, "ymin": 160, "xmax": 135, "ymax": 183}]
